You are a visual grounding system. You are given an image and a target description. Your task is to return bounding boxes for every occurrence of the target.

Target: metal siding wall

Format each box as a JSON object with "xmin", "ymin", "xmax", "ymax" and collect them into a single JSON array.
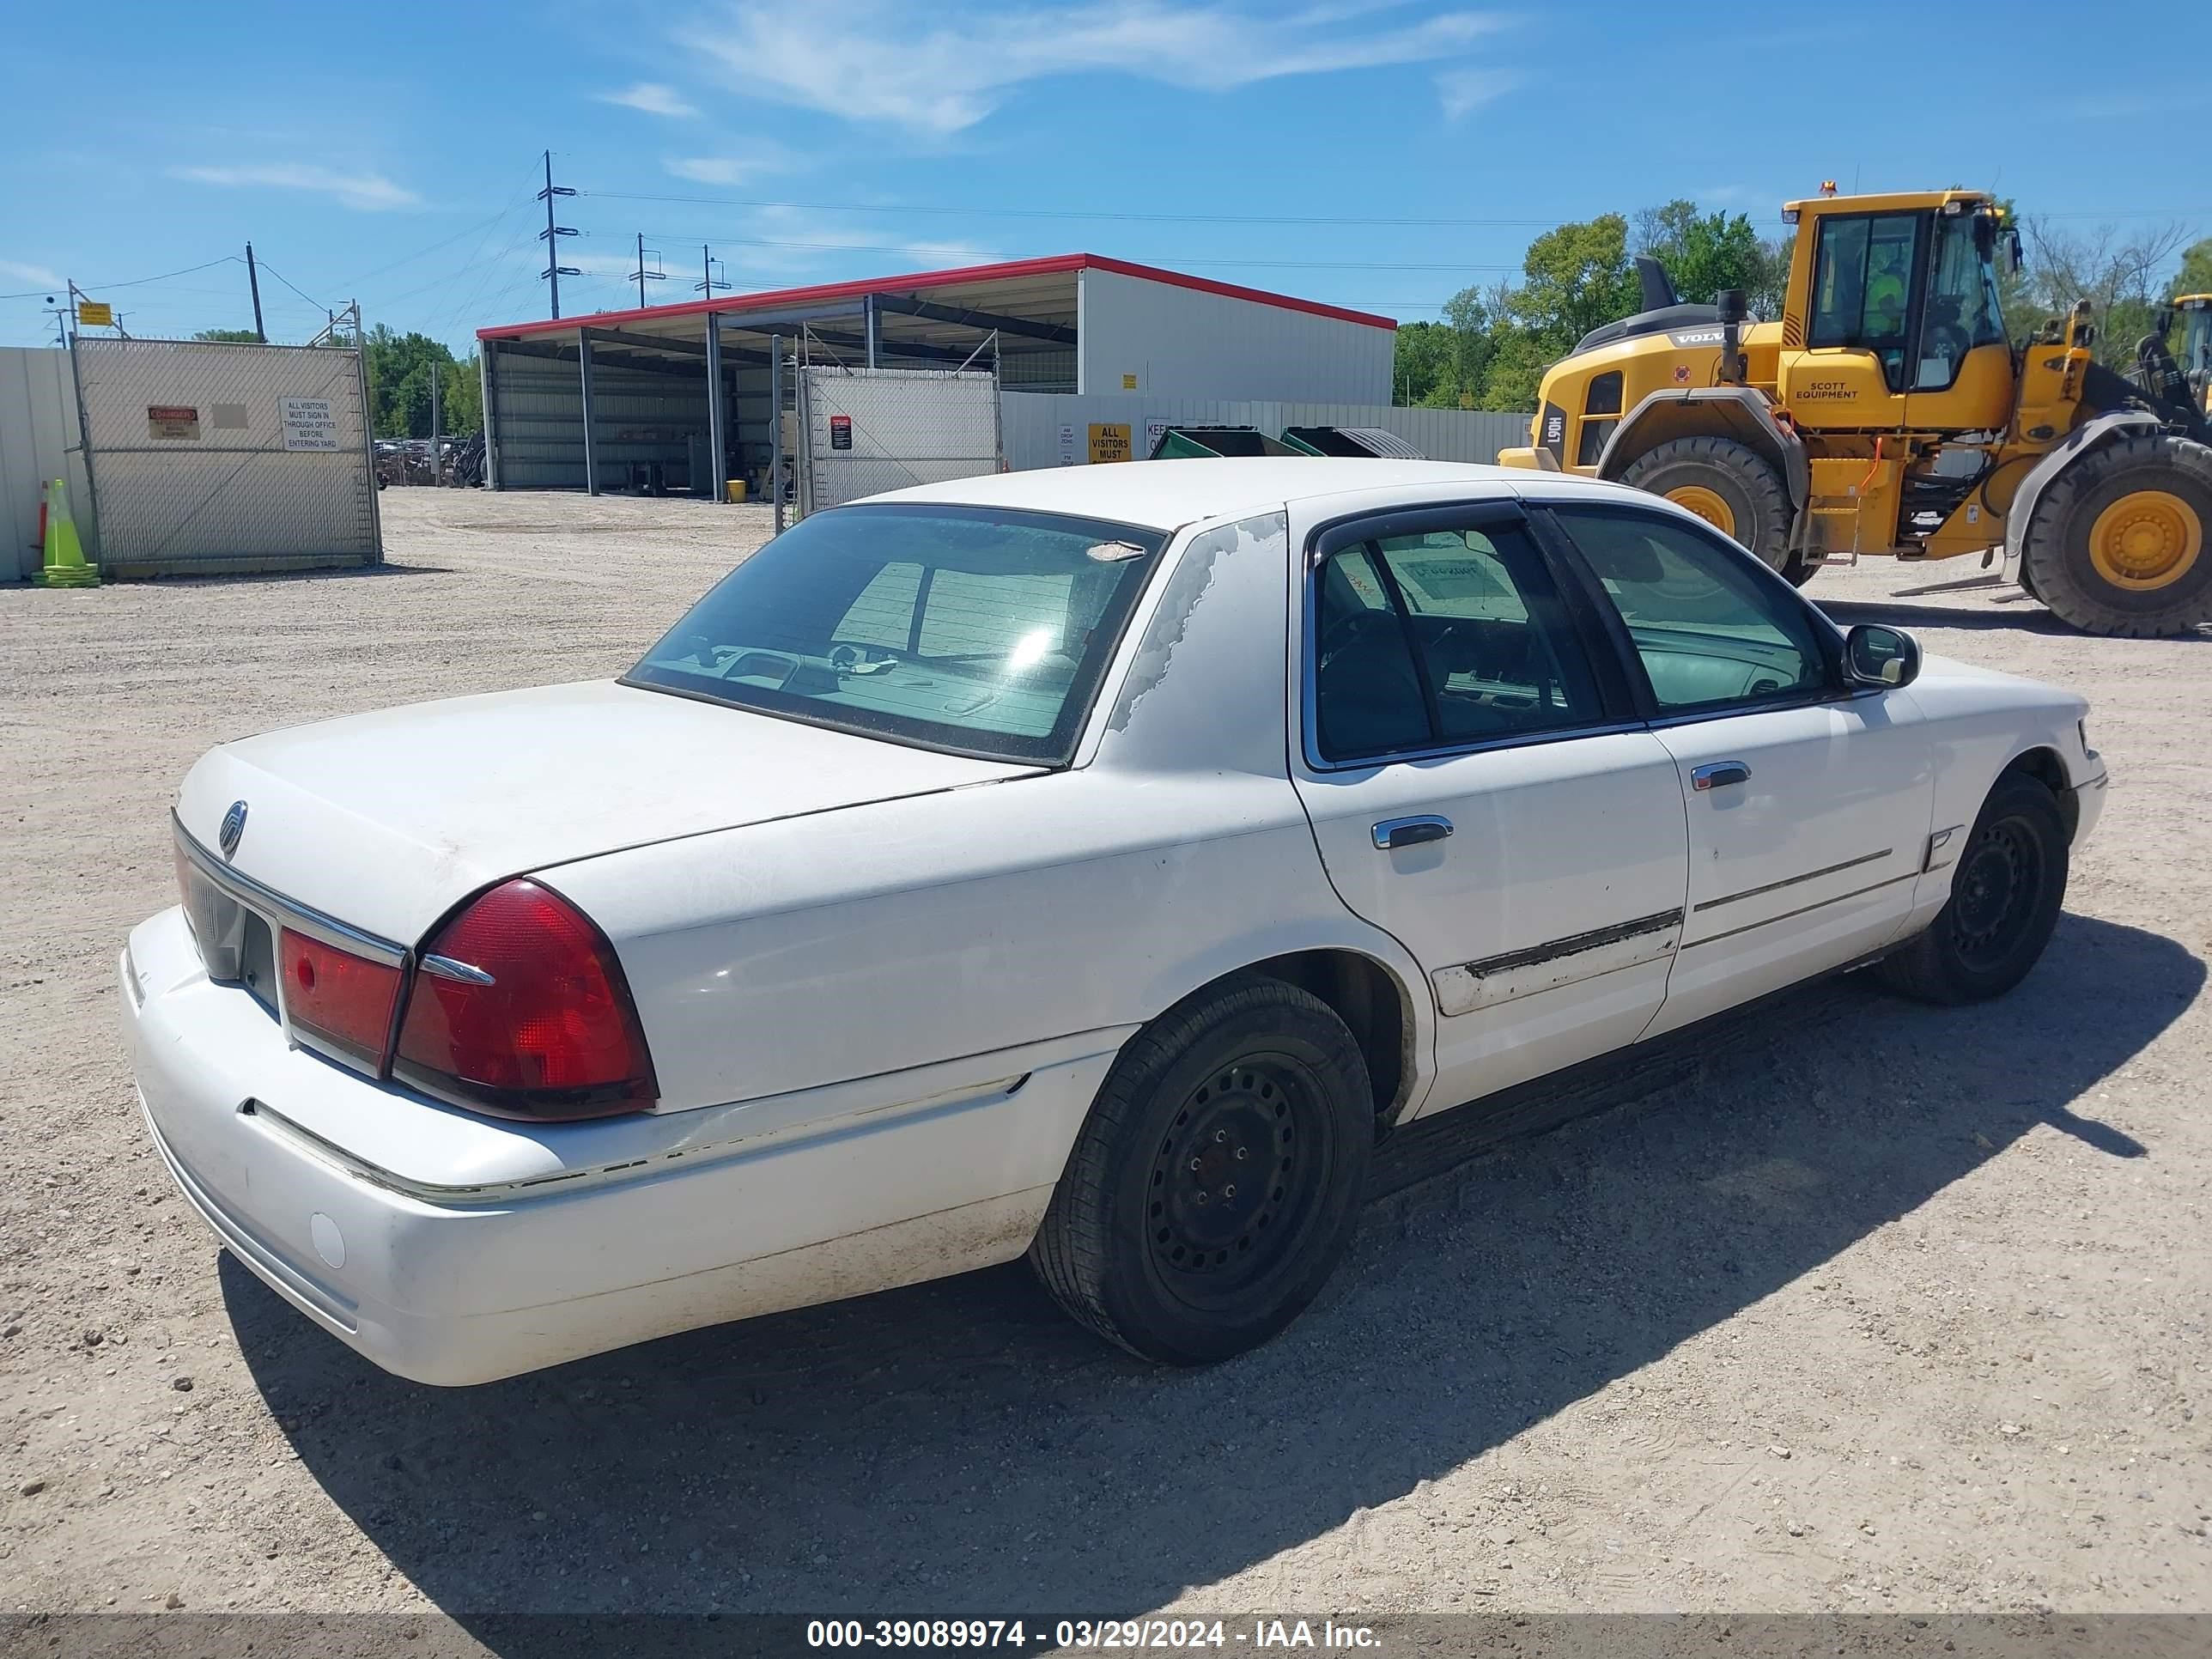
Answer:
[
  {"xmin": 492, "ymin": 351, "xmax": 715, "ymax": 493},
  {"xmin": 0, "ymin": 347, "xmax": 92, "ymax": 580},
  {"xmin": 1077, "ymin": 268, "xmax": 1393, "ymax": 404},
  {"xmin": 999, "ymin": 392, "xmax": 1527, "ymax": 472}
]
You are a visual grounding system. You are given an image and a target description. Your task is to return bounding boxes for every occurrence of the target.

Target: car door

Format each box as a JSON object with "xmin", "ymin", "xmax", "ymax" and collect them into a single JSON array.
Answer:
[
  {"xmin": 1538, "ymin": 501, "xmax": 1935, "ymax": 1036},
  {"xmin": 1288, "ymin": 499, "xmax": 1691, "ymax": 1121}
]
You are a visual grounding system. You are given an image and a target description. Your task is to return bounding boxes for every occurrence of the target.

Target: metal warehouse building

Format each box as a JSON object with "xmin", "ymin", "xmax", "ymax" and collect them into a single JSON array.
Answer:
[{"xmin": 474, "ymin": 253, "xmax": 1401, "ymax": 498}]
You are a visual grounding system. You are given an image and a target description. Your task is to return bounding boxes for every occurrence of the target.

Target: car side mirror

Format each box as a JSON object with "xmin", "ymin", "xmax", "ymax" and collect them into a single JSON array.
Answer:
[{"xmin": 1844, "ymin": 623, "xmax": 1921, "ymax": 689}]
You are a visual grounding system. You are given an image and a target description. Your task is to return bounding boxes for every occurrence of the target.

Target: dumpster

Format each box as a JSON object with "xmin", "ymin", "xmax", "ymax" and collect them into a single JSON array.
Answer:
[
  {"xmin": 1148, "ymin": 425, "xmax": 1301, "ymax": 459},
  {"xmin": 1279, "ymin": 425, "xmax": 1425, "ymax": 459}
]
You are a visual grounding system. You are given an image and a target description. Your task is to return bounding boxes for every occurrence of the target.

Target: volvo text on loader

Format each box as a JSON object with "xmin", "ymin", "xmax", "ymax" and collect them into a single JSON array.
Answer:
[{"xmin": 1499, "ymin": 188, "xmax": 2212, "ymax": 637}]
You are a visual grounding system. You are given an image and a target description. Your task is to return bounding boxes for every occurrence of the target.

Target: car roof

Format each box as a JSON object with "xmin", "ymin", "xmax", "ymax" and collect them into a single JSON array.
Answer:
[{"xmin": 853, "ymin": 457, "xmax": 1636, "ymax": 532}]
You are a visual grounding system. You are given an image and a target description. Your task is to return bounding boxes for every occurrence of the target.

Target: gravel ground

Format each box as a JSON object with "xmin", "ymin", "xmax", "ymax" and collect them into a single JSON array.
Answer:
[{"xmin": 1, "ymin": 488, "xmax": 2207, "ymax": 1634}]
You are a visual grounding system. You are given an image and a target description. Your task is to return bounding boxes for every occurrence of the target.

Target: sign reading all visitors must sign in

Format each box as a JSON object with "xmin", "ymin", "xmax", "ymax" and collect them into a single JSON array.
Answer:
[{"xmin": 279, "ymin": 398, "xmax": 342, "ymax": 452}]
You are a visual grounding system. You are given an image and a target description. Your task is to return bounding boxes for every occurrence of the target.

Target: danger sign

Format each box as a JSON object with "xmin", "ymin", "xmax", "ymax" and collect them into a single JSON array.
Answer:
[
  {"xmin": 829, "ymin": 414, "xmax": 853, "ymax": 451},
  {"xmin": 147, "ymin": 404, "xmax": 201, "ymax": 441}
]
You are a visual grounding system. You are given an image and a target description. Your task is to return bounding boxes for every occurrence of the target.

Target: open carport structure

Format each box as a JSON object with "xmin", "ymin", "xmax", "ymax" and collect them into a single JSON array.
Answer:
[{"xmin": 474, "ymin": 253, "xmax": 1395, "ymax": 498}]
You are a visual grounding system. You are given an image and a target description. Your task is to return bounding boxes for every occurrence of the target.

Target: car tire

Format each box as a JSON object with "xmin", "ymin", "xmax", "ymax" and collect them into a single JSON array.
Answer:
[
  {"xmin": 1620, "ymin": 435, "xmax": 1798, "ymax": 577},
  {"xmin": 1029, "ymin": 975, "xmax": 1372, "ymax": 1364},
  {"xmin": 1875, "ymin": 772, "xmax": 2069, "ymax": 1005}
]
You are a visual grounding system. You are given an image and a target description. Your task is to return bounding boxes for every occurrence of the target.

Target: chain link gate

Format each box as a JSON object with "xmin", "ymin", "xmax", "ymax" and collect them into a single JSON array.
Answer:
[
  {"xmin": 71, "ymin": 313, "xmax": 380, "ymax": 578},
  {"xmin": 793, "ymin": 330, "xmax": 1002, "ymax": 519}
]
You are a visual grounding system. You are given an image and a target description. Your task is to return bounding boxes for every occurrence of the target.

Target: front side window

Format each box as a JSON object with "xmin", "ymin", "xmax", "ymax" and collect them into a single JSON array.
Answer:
[
  {"xmin": 627, "ymin": 504, "xmax": 1168, "ymax": 764},
  {"xmin": 1312, "ymin": 519, "xmax": 1605, "ymax": 762},
  {"xmin": 1808, "ymin": 211, "xmax": 1923, "ymax": 390},
  {"xmin": 1915, "ymin": 212, "xmax": 2010, "ymax": 390},
  {"xmin": 1551, "ymin": 507, "xmax": 1830, "ymax": 714}
]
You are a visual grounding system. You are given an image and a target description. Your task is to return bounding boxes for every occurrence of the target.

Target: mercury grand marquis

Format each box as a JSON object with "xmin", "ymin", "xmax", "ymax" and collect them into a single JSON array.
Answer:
[{"xmin": 122, "ymin": 459, "xmax": 2107, "ymax": 1383}]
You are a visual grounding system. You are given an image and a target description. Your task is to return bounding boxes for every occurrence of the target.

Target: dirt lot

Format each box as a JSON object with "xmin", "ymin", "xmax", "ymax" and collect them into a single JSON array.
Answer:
[{"xmin": 2, "ymin": 488, "xmax": 2207, "ymax": 1634}]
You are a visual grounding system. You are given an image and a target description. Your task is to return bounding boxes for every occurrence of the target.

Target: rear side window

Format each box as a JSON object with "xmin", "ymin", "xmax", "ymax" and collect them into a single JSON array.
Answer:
[
  {"xmin": 1312, "ymin": 519, "xmax": 1605, "ymax": 761},
  {"xmin": 628, "ymin": 504, "xmax": 1167, "ymax": 764},
  {"xmin": 1550, "ymin": 507, "xmax": 1829, "ymax": 713}
]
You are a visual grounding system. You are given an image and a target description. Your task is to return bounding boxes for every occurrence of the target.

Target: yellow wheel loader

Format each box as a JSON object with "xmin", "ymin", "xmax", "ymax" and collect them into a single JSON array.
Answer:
[{"xmin": 1499, "ymin": 188, "xmax": 2212, "ymax": 637}]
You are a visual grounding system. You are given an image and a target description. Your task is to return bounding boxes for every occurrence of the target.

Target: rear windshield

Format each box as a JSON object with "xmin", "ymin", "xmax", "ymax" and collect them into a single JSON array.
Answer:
[{"xmin": 625, "ymin": 503, "xmax": 1170, "ymax": 764}]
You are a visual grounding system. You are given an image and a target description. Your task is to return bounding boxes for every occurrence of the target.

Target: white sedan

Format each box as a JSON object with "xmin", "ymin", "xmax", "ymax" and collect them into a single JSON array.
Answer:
[{"xmin": 123, "ymin": 459, "xmax": 2106, "ymax": 1384}]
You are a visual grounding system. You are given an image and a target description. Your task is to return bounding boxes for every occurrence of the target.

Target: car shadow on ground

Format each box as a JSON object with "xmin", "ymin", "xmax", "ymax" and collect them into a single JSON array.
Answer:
[
  {"xmin": 1815, "ymin": 596, "xmax": 2069, "ymax": 634},
  {"xmin": 224, "ymin": 912, "xmax": 2198, "ymax": 1636}
]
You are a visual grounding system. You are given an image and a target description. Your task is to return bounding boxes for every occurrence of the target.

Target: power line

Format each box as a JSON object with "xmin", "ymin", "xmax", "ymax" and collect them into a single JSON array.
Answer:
[
  {"xmin": 1, "ymin": 254, "xmax": 241, "ymax": 302},
  {"xmin": 580, "ymin": 188, "xmax": 2212, "ymax": 229},
  {"xmin": 582, "ymin": 191, "xmax": 1564, "ymax": 228},
  {"xmin": 249, "ymin": 255, "xmax": 330, "ymax": 313},
  {"xmin": 620, "ymin": 229, "xmax": 1521, "ymax": 273}
]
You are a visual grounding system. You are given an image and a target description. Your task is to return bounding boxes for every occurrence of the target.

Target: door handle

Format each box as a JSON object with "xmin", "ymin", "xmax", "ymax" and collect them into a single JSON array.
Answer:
[
  {"xmin": 1691, "ymin": 761, "xmax": 1752, "ymax": 791},
  {"xmin": 1372, "ymin": 815, "xmax": 1453, "ymax": 850}
]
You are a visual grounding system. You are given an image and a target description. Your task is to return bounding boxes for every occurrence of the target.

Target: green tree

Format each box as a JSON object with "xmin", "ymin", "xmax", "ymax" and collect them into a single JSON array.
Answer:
[
  {"xmin": 191, "ymin": 328, "xmax": 264, "ymax": 343},
  {"xmin": 2168, "ymin": 237, "xmax": 2212, "ymax": 300},
  {"xmin": 1507, "ymin": 212, "xmax": 1638, "ymax": 357},
  {"xmin": 361, "ymin": 325, "xmax": 482, "ymax": 438},
  {"xmin": 1633, "ymin": 201, "xmax": 1775, "ymax": 312}
]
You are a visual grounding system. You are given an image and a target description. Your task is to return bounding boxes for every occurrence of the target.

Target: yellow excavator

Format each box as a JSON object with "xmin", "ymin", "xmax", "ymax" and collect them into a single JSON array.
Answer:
[{"xmin": 1499, "ymin": 186, "xmax": 2212, "ymax": 636}]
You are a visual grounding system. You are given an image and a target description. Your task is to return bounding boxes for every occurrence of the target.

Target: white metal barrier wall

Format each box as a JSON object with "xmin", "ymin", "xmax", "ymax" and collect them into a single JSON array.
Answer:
[
  {"xmin": 797, "ymin": 364, "xmax": 1002, "ymax": 517},
  {"xmin": 72, "ymin": 336, "xmax": 379, "ymax": 577},
  {"xmin": 999, "ymin": 394, "xmax": 1529, "ymax": 471},
  {"xmin": 1, "ymin": 347, "xmax": 93, "ymax": 581}
]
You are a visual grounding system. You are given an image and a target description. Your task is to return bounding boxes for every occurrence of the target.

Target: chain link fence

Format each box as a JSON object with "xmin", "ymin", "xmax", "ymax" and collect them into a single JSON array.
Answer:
[
  {"xmin": 795, "ymin": 349, "xmax": 1001, "ymax": 519},
  {"xmin": 72, "ymin": 332, "xmax": 379, "ymax": 577}
]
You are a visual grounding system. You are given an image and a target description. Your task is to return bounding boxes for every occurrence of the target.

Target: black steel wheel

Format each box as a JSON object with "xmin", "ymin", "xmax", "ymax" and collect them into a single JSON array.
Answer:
[
  {"xmin": 1875, "ymin": 772, "xmax": 2069, "ymax": 1005},
  {"xmin": 1030, "ymin": 975, "xmax": 1371, "ymax": 1364}
]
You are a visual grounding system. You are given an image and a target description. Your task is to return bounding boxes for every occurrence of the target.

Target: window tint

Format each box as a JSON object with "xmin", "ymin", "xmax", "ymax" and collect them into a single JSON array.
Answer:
[
  {"xmin": 628, "ymin": 504, "xmax": 1166, "ymax": 764},
  {"xmin": 1313, "ymin": 520, "xmax": 1604, "ymax": 761},
  {"xmin": 1553, "ymin": 507, "xmax": 1830, "ymax": 713}
]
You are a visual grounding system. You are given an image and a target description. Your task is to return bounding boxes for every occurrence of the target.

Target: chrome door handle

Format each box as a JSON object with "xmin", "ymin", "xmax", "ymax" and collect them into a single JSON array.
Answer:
[
  {"xmin": 1691, "ymin": 761, "xmax": 1751, "ymax": 791},
  {"xmin": 1372, "ymin": 815, "xmax": 1453, "ymax": 850}
]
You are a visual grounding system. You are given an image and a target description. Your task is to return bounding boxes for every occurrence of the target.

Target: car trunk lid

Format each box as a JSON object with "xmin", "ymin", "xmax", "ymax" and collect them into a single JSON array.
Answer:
[{"xmin": 175, "ymin": 678, "xmax": 1037, "ymax": 945}]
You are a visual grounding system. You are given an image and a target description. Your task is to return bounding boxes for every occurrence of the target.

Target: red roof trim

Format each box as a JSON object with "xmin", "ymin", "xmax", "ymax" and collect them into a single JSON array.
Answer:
[{"xmin": 476, "ymin": 252, "xmax": 1395, "ymax": 341}]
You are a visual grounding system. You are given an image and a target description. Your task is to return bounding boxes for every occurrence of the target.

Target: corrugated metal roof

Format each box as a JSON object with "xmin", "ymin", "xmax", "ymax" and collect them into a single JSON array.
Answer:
[{"xmin": 477, "ymin": 253, "xmax": 1395, "ymax": 342}]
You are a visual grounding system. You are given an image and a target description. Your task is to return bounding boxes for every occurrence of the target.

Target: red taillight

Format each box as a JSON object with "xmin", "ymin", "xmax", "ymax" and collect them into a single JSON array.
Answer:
[
  {"xmin": 392, "ymin": 879, "xmax": 656, "ymax": 1121},
  {"xmin": 279, "ymin": 929, "xmax": 404, "ymax": 1066}
]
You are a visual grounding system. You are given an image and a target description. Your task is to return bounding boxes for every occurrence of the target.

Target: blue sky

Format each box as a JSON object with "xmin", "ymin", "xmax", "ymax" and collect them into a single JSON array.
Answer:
[{"xmin": 4, "ymin": 0, "xmax": 2207, "ymax": 351}]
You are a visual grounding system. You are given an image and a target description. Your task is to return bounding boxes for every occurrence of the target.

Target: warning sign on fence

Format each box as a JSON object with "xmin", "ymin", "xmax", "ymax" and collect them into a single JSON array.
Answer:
[
  {"xmin": 279, "ymin": 398, "xmax": 342, "ymax": 452},
  {"xmin": 147, "ymin": 404, "xmax": 200, "ymax": 441},
  {"xmin": 1087, "ymin": 422, "xmax": 1133, "ymax": 465}
]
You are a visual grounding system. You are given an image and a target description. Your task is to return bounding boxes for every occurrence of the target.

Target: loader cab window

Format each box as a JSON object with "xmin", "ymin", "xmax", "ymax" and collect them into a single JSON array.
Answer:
[
  {"xmin": 1915, "ymin": 212, "xmax": 2009, "ymax": 391},
  {"xmin": 1808, "ymin": 212, "xmax": 1923, "ymax": 391}
]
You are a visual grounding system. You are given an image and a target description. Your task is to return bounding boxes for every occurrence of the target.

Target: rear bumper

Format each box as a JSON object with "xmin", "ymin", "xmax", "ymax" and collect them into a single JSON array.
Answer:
[{"xmin": 121, "ymin": 906, "xmax": 1118, "ymax": 1385}]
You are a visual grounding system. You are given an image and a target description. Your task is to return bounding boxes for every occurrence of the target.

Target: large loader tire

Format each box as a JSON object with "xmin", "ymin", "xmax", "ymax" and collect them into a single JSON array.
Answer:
[
  {"xmin": 2019, "ymin": 433, "xmax": 2212, "ymax": 637},
  {"xmin": 1620, "ymin": 436, "xmax": 1811, "ymax": 584}
]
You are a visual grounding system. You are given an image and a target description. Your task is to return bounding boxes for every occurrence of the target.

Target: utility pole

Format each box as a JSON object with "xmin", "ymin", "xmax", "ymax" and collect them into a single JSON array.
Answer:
[
  {"xmin": 245, "ymin": 241, "xmax": 267, "ymax": 343},
  {"xmin": 536, "ymin": 149, "xmax": 579, "ymax": 319},
  {"xmin": 630, "ymin": 232, "xmax": 664, "ymax": 310},
  {"xmin": 695, "ymin": 245, "xmax": 729, "ymax": 298},
  {"xmin": 429, "ymin": 361, "xmax": 442, "ymax": 487}
]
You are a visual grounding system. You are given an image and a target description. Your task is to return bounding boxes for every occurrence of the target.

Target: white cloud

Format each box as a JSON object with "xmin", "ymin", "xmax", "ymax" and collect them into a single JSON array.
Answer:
[
  {"xmin": 1437, "ymin": 66, "xmax": 1517, "ymax": 120},
  {"xmin": 663, "ymin": 145, "xmax": 797, "ymax": 186},
  {"xmin": 599, "ymin": 82, "xmax": 700, "ymax": 118},
  {"xmin": 172, "ymin": 163, "xmax": 420, "ymax": 211},
  {"xmin": 1, "ymin": 258, "xmax": 65, "ymax": 289},
  {"xmin": 684, "ymin": 0, "xmax": 1509, "ymax": 134}
]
